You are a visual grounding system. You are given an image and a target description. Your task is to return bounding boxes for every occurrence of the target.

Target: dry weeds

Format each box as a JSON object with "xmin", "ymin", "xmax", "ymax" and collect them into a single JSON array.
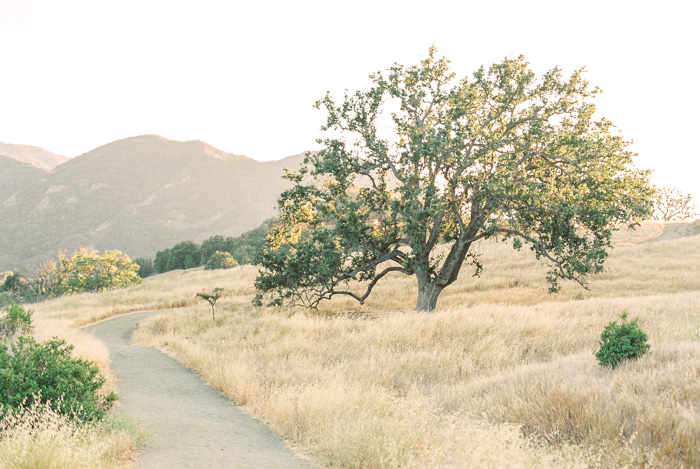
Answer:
[
  {"xmin": 0, "ymin": 402, "xmax": 136, "ymax": 469},
  {"xmin": 32, "ymin": 222, "xmax": 700, "ymax": 467}
]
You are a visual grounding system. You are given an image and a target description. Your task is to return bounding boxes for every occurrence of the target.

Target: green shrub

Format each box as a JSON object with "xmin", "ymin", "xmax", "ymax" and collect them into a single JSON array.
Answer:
[
  {"xmin": 134, "ymin": 257, "xmax": 155, "ymax": 278},
  {"xmin": 0, "ymin": 336, "xmax": 117, "ymax": 422},
  {"xmin": 1, "ymin": 272, "xmax": 24, "ymax": 292},
  {"xmin": 0, "ymin": 302, "xmax": 33, "ymax": 339},
  {"xmin": 201, "ymin": 235, "xmax": 231, "ymax": 265},
  {"xmin": 595, "ymin": 313, "xmax": 650, "ymax": 368},
  {"xmin": 153, "ymin": 248, "xmax": 171, "ymax": 273},
  {"xmin": 205, "ymin": 251, "xmax": 238, "ymax": 270},
  {"xmin": 166, "ymin": 241, "xmax": 201, "ymax": 271}
]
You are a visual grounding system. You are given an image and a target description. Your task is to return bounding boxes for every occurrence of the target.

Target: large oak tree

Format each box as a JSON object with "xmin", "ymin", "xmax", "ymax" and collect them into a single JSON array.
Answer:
[{"xmin": 254, "ymin": 49, "xmax": 653, "ymax": 311}]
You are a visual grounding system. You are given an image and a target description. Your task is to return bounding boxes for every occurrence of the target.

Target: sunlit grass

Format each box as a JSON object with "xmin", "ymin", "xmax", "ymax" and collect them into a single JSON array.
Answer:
[
  {"xmin": 0, "ymin": 402, "xmax": 139, "ymax": 469},
  {"xmin": 32, "ymin": 222, "xmax": 700, "ymax": 467}
]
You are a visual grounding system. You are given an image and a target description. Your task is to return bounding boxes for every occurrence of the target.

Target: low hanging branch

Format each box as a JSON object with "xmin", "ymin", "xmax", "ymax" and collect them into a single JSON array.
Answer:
[{"xmin": 196, "ymin": 287, "xmax": 224, "ymax": 320}]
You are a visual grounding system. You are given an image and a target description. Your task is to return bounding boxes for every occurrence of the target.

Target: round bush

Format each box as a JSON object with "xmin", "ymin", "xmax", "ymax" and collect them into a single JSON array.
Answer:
[
  {"xmin": 205, "ymin": 251, "xmax": 238, "ymax": 270},
  {"xmin": 595, "ymin": 313, "xmax": 650, "ymax": 368},
  {"xmin": 0, "ymin": 336, "xmax": 117, "ymax": 422}
]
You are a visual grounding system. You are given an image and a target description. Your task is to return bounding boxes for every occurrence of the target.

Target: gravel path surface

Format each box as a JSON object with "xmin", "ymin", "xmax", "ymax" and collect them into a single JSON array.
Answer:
[
  {"xmin": 87, "ymin": 311, "xmax": 313, "ymax": 469},
  {"xmin": 643, "ymin": 222, "xmax": 699, "ymax": 243}
]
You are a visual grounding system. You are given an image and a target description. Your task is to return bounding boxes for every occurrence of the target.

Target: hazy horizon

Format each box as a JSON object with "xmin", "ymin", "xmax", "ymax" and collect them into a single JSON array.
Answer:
[{"xmin": 1, "ymin": 0, "xmax": 698, "ymax": 200}]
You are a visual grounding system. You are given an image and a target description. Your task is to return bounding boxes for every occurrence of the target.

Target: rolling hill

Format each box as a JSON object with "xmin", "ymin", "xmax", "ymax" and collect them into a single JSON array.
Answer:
[
  {"xmin": 0, "ymin": 135, "xmax": 305, "ymax": 271},
  {"xmin": 0, "ymin": 141, "xmax": 68, "ymax": 170},
  {"xmin": 0, "ymin": 156, "xmax": 47, "ymax": 203}
]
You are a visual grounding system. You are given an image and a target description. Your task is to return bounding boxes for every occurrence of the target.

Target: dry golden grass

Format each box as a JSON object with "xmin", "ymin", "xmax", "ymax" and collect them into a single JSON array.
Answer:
[
  {"xmin": 33, "ymin": 222, "xmax": 700, "ymax": 467},
  {"xmin": 0, "ymin": 402, "xmax": 137, "ymax": 469}
]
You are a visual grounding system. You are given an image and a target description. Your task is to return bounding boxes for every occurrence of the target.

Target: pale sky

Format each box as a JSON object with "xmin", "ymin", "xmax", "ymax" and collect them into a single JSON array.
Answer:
[{"xmin": 1, "ymin": 0, "xmax": 698, "ymax": 201}]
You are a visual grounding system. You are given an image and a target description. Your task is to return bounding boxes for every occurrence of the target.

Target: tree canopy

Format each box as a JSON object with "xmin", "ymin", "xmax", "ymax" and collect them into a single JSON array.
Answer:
[
  {"xmin": 11, "ymin": 249, "xmax": 141, "ymax": 301},
  {"xmin": 151, "ymin": 218, "xmax": 276, "ymax": 274},
  {"xmin": 254, "ymin": 48, "xmax": 654, "ymax": 311},
  {"xmin": 653, "ymin": 185, "xmax": 696, "ymax": 222}
]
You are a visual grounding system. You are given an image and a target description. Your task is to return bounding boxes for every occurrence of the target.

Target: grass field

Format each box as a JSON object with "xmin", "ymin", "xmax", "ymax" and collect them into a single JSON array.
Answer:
[{"xmin": 30, "ymin": 221, "xmax": 700, "ymax": 467}]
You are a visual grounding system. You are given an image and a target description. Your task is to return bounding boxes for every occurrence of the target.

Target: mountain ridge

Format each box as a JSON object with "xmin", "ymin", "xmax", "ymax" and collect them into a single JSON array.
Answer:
[
  {"xmin": 0, "ymin": 135, "xmax": 306, "ymax": 271},
  {"xmin": 0, "ymin": 140, "xmax": 68, "ymax": 170}
]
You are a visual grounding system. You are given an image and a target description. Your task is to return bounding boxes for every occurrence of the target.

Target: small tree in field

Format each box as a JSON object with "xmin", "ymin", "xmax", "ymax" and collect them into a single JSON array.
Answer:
[
  {"xmin": 204, "ymin": 251, "xmax": 238, "ymax": 270},
  {"xmin": 196, "ymin": 288, "xmax": 224, "ymax": 320},
  {"xmin": 653, "ymin": 185, "xmax": 697, "ymax": 222},
  {"xmin": 254, "ymin": 48, "xmax": 653, "ymax": 311}
]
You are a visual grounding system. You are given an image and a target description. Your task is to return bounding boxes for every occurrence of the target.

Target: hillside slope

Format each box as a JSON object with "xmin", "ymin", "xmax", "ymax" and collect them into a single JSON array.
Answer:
[
  {"xmin": 0, "ymin": 140, "xmax": 68, "ymax": 170},
  {"xmin": 0, "ymin": 135, "xmax": 304, "ymax": 270},
  {"xmin": 0, "ymin": 155, "xmax": 48, "ymax": 202}
]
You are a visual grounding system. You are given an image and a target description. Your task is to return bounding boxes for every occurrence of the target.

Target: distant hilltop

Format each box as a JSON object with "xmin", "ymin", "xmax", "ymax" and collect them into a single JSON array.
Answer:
[
  {"xmin": 0, "ymin": 140, "xmax": 69, "ymax": 170},
  {"xmin": 0, "ymin": 135, "xmax": 306, "ymax": 271}
]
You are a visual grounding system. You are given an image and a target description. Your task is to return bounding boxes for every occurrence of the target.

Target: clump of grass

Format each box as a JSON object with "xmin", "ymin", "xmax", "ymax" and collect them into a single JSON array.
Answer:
[{"xmin": 0, "ymin": 402, "xmax": 135, "ymax": 468}]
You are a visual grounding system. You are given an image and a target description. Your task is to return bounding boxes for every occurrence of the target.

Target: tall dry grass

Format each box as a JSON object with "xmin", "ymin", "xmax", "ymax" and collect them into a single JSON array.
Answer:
[
  {"xmin": 32, "ymin": 222, "xmax": 700, "ymax": 467},
  {"xmin": 0, "ymin": 401, "xmax": 138, "ymax": 469}
]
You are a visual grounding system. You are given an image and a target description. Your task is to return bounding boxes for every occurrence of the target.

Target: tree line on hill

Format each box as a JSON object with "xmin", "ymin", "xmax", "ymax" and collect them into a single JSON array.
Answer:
[
  {"xmin": 135, "ymin": 218, "xmax": 275, "ymax": 277},
  {"xmin": 0, "ymin": 218, "xmax": 276, "ymax": 303},
  {"xmin": 1, "ymin": 249, "xmax": 142, "ymax": 303}
]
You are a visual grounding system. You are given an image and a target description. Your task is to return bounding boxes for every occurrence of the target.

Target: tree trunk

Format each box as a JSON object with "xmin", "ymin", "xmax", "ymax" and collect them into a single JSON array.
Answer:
[{"xmin": 415, "ymin": 274, "xmax": 443, "ymax": 312}]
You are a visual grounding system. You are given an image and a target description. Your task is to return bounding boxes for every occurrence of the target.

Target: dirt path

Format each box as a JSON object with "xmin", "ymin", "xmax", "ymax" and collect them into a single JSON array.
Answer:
[
  {"xmin": 87, "ymin": 311, "xmax": 313, "ymax": 469},
  {"xmin": 643, "ymin": 222, "xmax": 699, "ymax": 243}
]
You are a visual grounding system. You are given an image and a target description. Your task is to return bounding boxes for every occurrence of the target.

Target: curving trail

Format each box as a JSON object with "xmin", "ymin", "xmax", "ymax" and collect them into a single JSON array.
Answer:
[
  {"xmin": 642, "ymin": 222, "xmax": 699, "ymax": 243},
  {"xmin": 87, "ymin": 311, "xmax": 312, "ymax": 469}
]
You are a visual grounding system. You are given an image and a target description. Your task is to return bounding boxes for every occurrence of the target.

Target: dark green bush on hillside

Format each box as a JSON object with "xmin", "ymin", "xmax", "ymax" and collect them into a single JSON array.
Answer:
[
  {"xmin": 153, "ymin": 248, "xmax": 170, "ymax": 273},
  {"xmin": 0, "ymin": 336, "xmax": 117, "ymax": 422},
  {"xmin": 166, "ymin": 241, "xmax": 201, "ymax": 271},
  {"xmin": 201, "ymin": 235, "xmax": 231, "ymax": 266},
  {"xmin": 595, "ymin": 313, "xmax": 650, "ymax": 368},
  {"xmin": 134, "ymin": 257, "xmax": 155, "ymax": 278}
]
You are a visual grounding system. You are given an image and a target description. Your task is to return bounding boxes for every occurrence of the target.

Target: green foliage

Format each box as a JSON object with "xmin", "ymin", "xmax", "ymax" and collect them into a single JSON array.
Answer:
[
  {"xmin": 204, "ymin": 251, "xmax": 238, "ymax": 270},
  {"xmin": 166, "ymin": 241, "xmax": 201, "ymax": 271},
  {"xmin": 254, "ymin": 48, "xmax": 654, "ymax": 311},
  {"xmin": 153, "ymin": 248, "xmax": 171, "ymax": 273},
  {"xmin": 227, "ymin": 218, "xmax": 276, "ymax": 264},
  {"xmin": 1, "ymin": 272, "xmax": 24, "ymax": 292},
  {"xmin": 15, "ymin": 249, "xmax": 142, "ymax": 301},
  {"xmin": 196, "ymin": 287, "xmax": 224, "ymax": 320},
  {"xmin": 0, "ymin": 302, "xmax": 33, "ymax": 339},
  {"xmin": 156, "ymin": 219, "xmax": 276, "ymax": 274},
  {"xmin": 0, "ymin": 336, "xmax": 117, "ymax": 422},
  {"xmin": 200, "ymin": 235, "xmax": 230, "ymax": 266},
  {"xmin": 595, "ymin": 313, "xmax": 650, "ymax": 368},
  {"xmin": 133, "ymin": 257, "xmax": 155, "ymax": 278}
]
